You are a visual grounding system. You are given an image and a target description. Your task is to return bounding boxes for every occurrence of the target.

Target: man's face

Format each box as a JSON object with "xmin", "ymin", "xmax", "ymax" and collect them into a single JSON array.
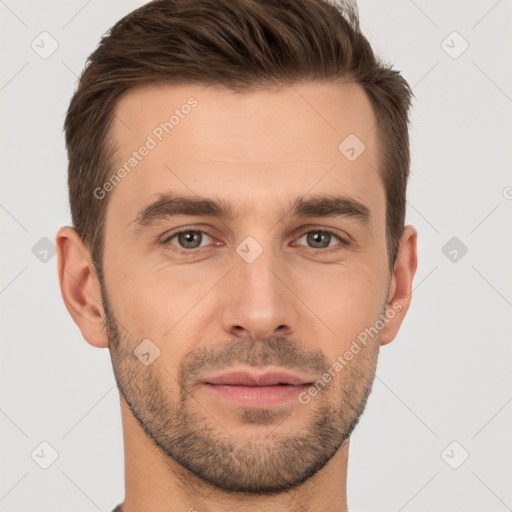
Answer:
[{"xmin": 101, "ymin": 81, "xmax": 391, "ymax": 493}]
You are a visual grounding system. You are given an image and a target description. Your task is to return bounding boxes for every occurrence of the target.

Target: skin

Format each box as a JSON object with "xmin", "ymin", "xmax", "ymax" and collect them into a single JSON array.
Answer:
[{"xmin": 57, "ymin": 80, "xmax": 417, "ymax": 512}]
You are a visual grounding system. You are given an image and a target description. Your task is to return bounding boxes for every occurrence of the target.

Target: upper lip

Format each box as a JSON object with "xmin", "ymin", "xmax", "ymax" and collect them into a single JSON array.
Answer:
[{"xmin": 203, "ymin": 369, "xmax": 313, "ymax": 386}]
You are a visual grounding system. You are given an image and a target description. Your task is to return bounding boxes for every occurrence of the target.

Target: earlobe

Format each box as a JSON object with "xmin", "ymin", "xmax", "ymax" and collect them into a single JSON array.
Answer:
[
  {"xmin": 380, "ymin": 225, "xmax": 418, "ymax": 346},
  {"xmin": 56, "ymin": 226, "xmax": 109, "ymax": 349}
]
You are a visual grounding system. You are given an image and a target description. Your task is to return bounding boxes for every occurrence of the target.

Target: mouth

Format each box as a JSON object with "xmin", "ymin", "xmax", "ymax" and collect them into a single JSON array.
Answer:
[{"xmin": 202, "ymin": 369, "xmax": 313, "ymax": 408}]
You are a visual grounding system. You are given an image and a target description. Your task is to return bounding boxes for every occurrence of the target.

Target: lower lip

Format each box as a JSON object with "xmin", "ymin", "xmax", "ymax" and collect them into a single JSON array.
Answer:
[{"xmin": 203, "ymin": 383, "xmax": 310, "ymax": 408}]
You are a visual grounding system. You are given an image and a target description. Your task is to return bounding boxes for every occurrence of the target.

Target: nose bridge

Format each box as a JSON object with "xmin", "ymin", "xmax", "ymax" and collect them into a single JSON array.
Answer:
[{"xmin": 221, "ymin": 235, "xmax": 296, "ymax": 339}]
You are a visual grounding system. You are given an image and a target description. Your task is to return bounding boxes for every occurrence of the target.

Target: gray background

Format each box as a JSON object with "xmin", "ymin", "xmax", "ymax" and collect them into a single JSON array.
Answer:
[{"xmin": 1, "ymin": 1, "xmax": 511, "ymax": 510}]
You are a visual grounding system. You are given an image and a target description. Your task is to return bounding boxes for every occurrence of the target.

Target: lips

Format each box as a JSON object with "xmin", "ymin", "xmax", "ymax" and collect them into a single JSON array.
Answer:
[
  {"xmin": 202, "ymin": 370, "xmax": 313, "ymax": 408},
  {"xmin": 204, "ymin": 370, "xmax": 311, "ymax": 387}
]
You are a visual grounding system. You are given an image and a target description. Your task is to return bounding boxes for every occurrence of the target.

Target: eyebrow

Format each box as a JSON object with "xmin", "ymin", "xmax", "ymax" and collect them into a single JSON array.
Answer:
[{"xmin": 129, "ymin": 193, "xmax": 371, "ymax": 232}]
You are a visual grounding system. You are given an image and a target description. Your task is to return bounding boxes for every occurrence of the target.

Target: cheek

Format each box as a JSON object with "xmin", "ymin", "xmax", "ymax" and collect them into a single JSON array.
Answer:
[
  {"xmin": 102, "ymin": 258, "xmax": 168, "ymax": 344},
  {"xmin": 291, "ymin": 263, "xmax": 388, "ymax": 351},
  {"xmin": 108, "ymin": 264, "xmax": 217, "ymax": 355}
]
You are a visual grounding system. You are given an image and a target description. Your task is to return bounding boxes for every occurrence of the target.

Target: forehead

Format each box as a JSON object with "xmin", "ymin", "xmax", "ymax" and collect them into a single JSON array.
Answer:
[
  {"xmin": 105, "ymin": 81, "xmax": 382, "ymax": 228},
  {"xmin": 112, "ymin": 80, "xmax": 377, "ymax": 158}
]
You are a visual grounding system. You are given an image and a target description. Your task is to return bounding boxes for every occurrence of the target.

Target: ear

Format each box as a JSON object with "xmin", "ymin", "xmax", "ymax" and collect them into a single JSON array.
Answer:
[
  {"xmin": 56, "ymin": 226, "xmax": 109, "ymax": 348},
  {"xmin": 380, "ymin": 225, "xmax": 418, "ymax": 346}
]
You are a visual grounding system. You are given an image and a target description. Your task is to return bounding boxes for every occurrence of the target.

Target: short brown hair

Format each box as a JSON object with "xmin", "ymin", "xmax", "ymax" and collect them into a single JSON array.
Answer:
[{"xmin": 64, "ymin": 0, "xmax": 413, "ymax": 274}]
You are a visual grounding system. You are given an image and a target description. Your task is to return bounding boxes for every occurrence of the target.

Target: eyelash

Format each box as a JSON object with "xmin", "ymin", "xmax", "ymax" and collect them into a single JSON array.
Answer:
[{"xmin": 160, "ymin": 227, "xmax": 349, "ymax": 256}]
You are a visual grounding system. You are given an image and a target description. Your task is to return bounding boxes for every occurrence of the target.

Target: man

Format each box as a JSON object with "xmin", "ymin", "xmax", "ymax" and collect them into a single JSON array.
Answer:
[{"xmin": 56, "ymin": 0, "xmax": 417, "ymax": 510}]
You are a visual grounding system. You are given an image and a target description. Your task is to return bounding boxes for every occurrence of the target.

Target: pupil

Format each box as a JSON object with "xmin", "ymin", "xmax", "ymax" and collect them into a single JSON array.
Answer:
[
  {"xmin": 309, "ymin": 232, "xmax": 328, "ymax": 248},
  {"xmin": 180, "ymin": 231, "xmax": 200, "ymax": 248}
]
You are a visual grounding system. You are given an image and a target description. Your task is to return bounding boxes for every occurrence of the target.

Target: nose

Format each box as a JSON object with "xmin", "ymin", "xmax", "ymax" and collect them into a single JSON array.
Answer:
[{"xmin": 221, "ymin": 245, "xmax": 298, "ymax": 341}]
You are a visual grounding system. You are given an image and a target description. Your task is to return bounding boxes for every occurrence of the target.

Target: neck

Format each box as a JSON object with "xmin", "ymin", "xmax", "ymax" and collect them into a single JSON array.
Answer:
[{"xmin": 119, "ymin": 397, "xmax": 349, "ymax": 512}]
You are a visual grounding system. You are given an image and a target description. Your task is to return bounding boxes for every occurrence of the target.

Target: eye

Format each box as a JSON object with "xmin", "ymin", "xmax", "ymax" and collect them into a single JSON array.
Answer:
[
  {"xmin": 295, "ymin": 229, "xmax": 348, "ymax": 251},
  {"xmin": 162, "ymin": 229, "xmax": 215, "ymax": 252}
]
